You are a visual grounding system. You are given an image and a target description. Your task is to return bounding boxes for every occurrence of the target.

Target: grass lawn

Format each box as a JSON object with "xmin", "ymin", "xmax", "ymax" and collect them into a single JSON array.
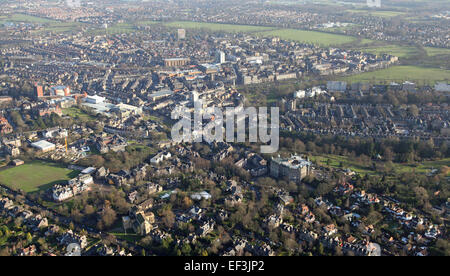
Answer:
[
  {"xmin": 136, "ymin": 20, "xmax": 161, "ymax": 26},
  {"xmin": 2, "ymin": 13, "xmax": 57, "ymax": 24},
  {"xmin": 126, "ymin": 143, "xmax": 154, "ymax": 153},
  {"xmin": 353, "ymin": 44, "xmax": 419, "ymax": 58},
  {"xmin": 144, "ymin": 115, "xmax": 162, "ymax": 122},
  {"xmin": 164, "ymin": 21, "xmax": 275, "ymax": 33},
  {"xmin": 424, "ymin": 47, "xmax": 450, "ymax": 57},
  {"xmin": 311, "ymin": 154, "xmax": 450, "ymax": 176},
  {"xmin": 89, "ymin": 23, "xmax": 136, "ymax": 35},
  {"xmin": 34, "ymin": 22, "xmax": 86, "ymax": 34},
  {"xmin": 391, "ymin": 158, "xmax": 450, "ymax": 175},
  {"xmin": 341, "ymin": 66, "xmax": 450, "ymax": 84},
  {"xmin": 0, "ymin": 161, "xmax": 79, "ymax": 193},
  {"xmin": 256, "ymin": 28, "xmax": 356, "ymax": 47},
  {"xmin": 0, "ymin": 13, "xmax": 84, "ymax": 34},
  {"xmin": 310, "ymin": 154, "xmax": 375, "ymax": 175},
  {"xmin": 62, "ymin": 107, "xmax": 95, "ymax": 121},
  {"xmin": 346, "ymin": 10, "xmax": 406, "ymax": 18}
]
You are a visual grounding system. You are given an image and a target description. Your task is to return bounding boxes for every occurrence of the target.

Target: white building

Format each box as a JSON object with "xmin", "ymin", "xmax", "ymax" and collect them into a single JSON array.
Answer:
[
  {"xmin": 191, "ymin": 90, "xmax": 199, "ymax": 103},
  {"xmin": 191, "ymin": 191, "xmax": 212, "ymax": 201},
  {"xmin": 306, "ymin": 87, "xmax": 326, "ymax": 98},
  {"xmin": 150, "ymin": 151, "xmax": 172, "ymax": 165},
  {"xmin": 216, "ymin": 50, "xmax": 226, "ymax": 64},
  {"xmin": 113, "ymin": 103, "xmax": 143, "ymax": 116},
  {"xmin": 435, "ymin": 82, "xmax": 450, "ymax": 92},
  {"xmin": 178, "ymin": 29, "xmax": 186, "ymax": 40},
  {"xmin": 294, "ymin": 90, "xmax": 306, "ymax": 99},
  {"xmin": 84, "ymin": 95, "xmax": 106, "ymax": 104},
  {"xmin": 31, "ymin": 140, "xmax": 56, "ymax": 152}
]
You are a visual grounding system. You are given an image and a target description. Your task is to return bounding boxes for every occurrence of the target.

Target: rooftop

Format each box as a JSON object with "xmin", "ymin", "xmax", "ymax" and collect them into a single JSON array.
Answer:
[
  {"xmin": 272, "ymin": 155, "xmax": 311, "ymax": 169},
  {"xmin": 31, "ymin": 140, "xmax": 56, "ymax": 150}
]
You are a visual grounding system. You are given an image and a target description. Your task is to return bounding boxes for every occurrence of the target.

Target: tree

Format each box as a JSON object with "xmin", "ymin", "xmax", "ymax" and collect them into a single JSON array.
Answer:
[
  {"xmin": 161, "ymin": 209, "xmax": 175, "ymax": 229},
  {"xmin": 413, "ymin": 186, "xmax": 429, "ymax": 207},
  {"xmin": 71, "ymin": 209, "xmax": 83, "ymax": 223},
  {"xmin": 181, "ymin": 243, "xmax": 192, "ymax": 256},
  {"xmin": 430, "ymin": 239, "xmax": 450, "ymax": 256},
  {"xmin": 334, "ymin": 245, "xmax": 343, "ymax": 256},
  {"xmin": 26, "ymin": 233, "xmax": 33, "ymax": 244},
  {"xmin": 84, "ymin": 205, "xmax": 95, "ymax": 215},
  {"xmin": 0, "ymin": 247, "xmax": 10, "ymax": 256},
  {"xmin": 318, "ymin": 243, "xmax": 325, "ymax": 255},
  {"xmin": 316, "ymin": 181, "xmax": 333, "ymax": 197},
  {"xmin": 365, "ymin": 211, "xmax": 383, "ymax": 225},
  {"xmin": 99, "ymin": 207, "xmax": 117, "ymax": 229},
  {"xmin": 407, "ymin": 104, "xmax": 419, "ymax": 117},
  {"xmin": 4, "ymin": 155, "xmax": 11, "ymax": 165}
]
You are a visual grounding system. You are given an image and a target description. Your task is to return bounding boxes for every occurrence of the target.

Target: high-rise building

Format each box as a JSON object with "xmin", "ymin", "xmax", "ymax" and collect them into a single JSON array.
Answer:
[
  {"xmin": 35, "ymin": 85, "xmax": 44, "ymax": 98},
  {"xmin": 216, "ymin": 50, "xmax": 226, "ymax": 64},
  {"xmin": 191, "ymin": 91, "xmax": 199, "ymax": 103},
  {"xmin": 177, "ymin": 29, "xmax": 186, "ymax": 40},
  {"xmin": 64, "ymin": 86, "xmax": 71, "ymax": 96},
  {"xmin": 288, "ymin": 99, "xmax": 297, "ymax": 112}
]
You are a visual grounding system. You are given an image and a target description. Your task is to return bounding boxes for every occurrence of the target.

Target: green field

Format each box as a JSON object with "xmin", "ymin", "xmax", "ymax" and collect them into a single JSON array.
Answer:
[
  {"xmin": 136, "ymin": 20, "xmax": 159, "ymax": 26},
  {"xmin": 62, "ymin": 107, "xmax": 95, "ymax": 121},
  {"xmin": 89, "ymin": 23, "xmax": 137, "ymax": 35},
  {"xmin": 424, "ymin": 47, "xmax": 450, "ymax": 57},
  {"xmin": 311, "ymin": 154, "xmax": 374, "ymax": 174},
  {"xmin": 353, "ymin": 44, "xmax": 419, "ymax": 58},
  {"xmin": 342, "ymin": 66, "xmax": 450, "ymax": 84},
  {"xmin": 1, "ymin": 13, "xmax": 57, "ymax": 24},
  {"xmin": 164, "ymin": 21, "xmax": 275, "ymax": 33},
  {"xmin": 350, "ymin": 40, "xmax": 450, "ymax": 60},
  {"xmin": 0, "ymin": 13, "xmax": 86, "ymax": 34},
  {"xmin": 390, "ymin": 158, "xmax": 450, "ymax": 175},
  {"xmin": 311, "ymin": 154, "xmax": 450, "ymax": 176},
  {"xmin": 34, "ymin": 22, "xmax": 86, "ymax": 34},
  {"xmin": 160, "ymin": 21, "xmax": 356, "ymax": 46},
  {"xmin": 256, "ymin": 28, "xmax": 357, "ymax": 47},
  {"xmin": 0, "ymin": 161, "xmax": 79, "ymax": 193},
  {"xmin": 346, "ymin": 10, "xmax": 407, "ymax": 18}
]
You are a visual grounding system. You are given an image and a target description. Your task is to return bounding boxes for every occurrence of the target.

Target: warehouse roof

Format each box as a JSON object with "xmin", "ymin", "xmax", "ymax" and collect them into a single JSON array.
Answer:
[{"xmin": 31, "ymin": 140, "xmax": 56, "ymax": 150}]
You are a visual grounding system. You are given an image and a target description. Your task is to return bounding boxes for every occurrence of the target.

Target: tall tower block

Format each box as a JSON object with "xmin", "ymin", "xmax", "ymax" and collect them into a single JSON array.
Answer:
[{"xmin": 34, "ymin": 84, "xmax": 44, "ymax": 98}]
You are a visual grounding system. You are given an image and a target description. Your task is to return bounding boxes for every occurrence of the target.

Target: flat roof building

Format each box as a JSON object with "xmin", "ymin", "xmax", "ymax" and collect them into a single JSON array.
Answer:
[
  {"xmin": 112, "ymin": 103, "xmax": 143, "ymax": 117},
  {"xmin": 84, "ymin": 95, "xmax": 106, "ymax": 104},
  {"xmin": 31, "ymin": 140, "xmax": 56, "ymax": 152},
  {"xmin": 148, "ymin": 90, "xmax": 174, "ymax": 102}
]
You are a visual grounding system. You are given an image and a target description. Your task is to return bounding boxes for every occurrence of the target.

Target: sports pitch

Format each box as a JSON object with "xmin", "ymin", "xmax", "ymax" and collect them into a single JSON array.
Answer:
[{"xmin": 0, "ymin": 161, "xmax": 79, "ymax": 193}]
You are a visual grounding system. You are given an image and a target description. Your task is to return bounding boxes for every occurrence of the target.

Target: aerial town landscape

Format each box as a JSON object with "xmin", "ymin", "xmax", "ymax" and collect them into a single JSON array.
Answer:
[{"xmin": 0, "ymin": 0, "xmax": 448, "ymax": 258}]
